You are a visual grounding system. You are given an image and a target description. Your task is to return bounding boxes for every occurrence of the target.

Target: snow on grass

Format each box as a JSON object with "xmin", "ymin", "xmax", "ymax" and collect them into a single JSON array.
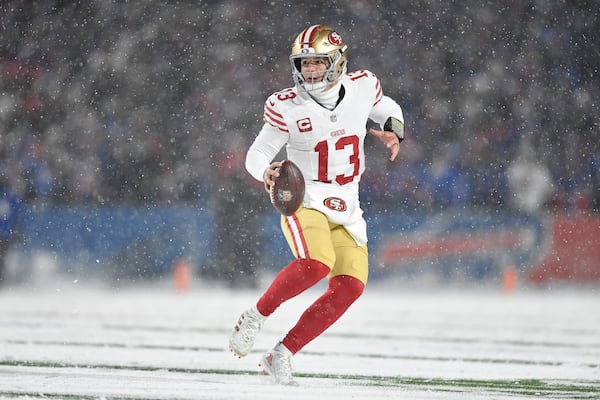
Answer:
[{"xmin": 0, "ymin": 280, "xmax": 599, "ymax": 399}]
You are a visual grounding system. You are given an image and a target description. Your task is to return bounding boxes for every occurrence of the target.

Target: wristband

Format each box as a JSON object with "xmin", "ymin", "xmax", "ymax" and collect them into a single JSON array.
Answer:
[{"xmin": 384, "ymin": 117, "xmax": 404, "ymax": 142}]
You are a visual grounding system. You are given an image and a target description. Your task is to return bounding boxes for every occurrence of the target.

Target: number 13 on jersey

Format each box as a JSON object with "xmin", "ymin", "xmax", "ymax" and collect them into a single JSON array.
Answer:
[{"xmin": 314, "ymin": 135, "xmax": 360, "ymax": 185}]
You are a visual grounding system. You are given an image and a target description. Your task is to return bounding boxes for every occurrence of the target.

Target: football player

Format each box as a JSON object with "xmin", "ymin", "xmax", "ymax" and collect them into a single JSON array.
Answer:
[{"xmin": 229, "ymin": 24, "xmax": 404, "ymax": 385}]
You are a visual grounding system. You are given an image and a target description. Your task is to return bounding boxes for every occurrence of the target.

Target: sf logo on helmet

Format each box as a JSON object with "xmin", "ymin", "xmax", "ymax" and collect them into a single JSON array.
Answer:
[{"xmin": 329, "ymin": 31, "xmax": 343, "ymax": 45}]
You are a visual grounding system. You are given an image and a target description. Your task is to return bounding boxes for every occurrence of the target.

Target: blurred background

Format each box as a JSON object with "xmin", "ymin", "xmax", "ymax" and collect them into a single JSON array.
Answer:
[{"xmin": 1, "ymin": 0, "xmax": 598, "ymax": 290}]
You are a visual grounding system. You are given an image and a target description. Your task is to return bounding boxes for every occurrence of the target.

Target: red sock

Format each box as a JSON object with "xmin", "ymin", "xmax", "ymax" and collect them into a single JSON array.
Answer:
[
  {"xmin": 281, "ymin": 274, "xmax": 365, "ymax": 354},
  {"xmin": 256, "ymin": 258, "xmax": 330, "ymax": 316}
]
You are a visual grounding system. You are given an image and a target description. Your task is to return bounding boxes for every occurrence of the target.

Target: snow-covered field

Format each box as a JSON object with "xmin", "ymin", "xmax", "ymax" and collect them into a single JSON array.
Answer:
[{"xmin": 0, "ymin": 279, "xmax": 599, "ymax": 399}]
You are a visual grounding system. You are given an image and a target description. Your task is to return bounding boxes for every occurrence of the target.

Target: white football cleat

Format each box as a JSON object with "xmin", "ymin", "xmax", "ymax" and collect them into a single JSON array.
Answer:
[
  {"xmin": 259, "ymin": 342, "xmax": 298, "ymax": 386},
  {"xmin": 229, "ymin": 306, "xmax": 265, "ymax": 357}
]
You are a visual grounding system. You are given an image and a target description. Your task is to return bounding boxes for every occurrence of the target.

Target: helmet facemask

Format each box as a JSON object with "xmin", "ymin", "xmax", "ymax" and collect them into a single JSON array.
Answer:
[{"xmin": 290, "ymin": 25, "xmax": 348, "ymax": 93}]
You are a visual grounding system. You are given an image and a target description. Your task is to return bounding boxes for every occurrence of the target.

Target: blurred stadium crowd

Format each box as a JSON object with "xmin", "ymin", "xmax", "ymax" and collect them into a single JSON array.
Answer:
[{"xmin": 1, "ymin": 0, "xmax": 599, "ymax": 215}]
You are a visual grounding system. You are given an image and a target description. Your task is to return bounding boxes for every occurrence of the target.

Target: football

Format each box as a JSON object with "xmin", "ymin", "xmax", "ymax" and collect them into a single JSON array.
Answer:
[{"xmin": 269, "ymin": 160, "xmax": 305, "ymax": 216}]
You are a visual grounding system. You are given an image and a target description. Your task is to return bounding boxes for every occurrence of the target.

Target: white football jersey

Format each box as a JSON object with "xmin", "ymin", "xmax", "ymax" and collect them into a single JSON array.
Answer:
[{"xmin": 246, "ymin": 70, "xmax": 404, "ymax": 245}]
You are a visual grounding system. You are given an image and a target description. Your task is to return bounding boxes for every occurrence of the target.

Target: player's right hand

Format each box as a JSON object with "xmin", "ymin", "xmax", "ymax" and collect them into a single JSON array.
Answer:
[{"xmin": 263, "ymin": 161, "xmax": 282, "ymax": 192}]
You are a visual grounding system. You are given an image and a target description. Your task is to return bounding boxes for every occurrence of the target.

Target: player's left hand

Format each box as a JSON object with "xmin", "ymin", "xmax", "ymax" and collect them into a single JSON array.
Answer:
[{"xmin": 369, "ymin": 128, "xmax": 401, "ymax": 161}]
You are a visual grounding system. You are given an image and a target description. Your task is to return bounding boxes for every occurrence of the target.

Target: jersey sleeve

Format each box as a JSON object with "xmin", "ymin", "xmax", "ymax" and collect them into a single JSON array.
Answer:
[
  {"xmin": 372, "ymin": 73, "xmax": 384, "ymax": 108},
  {"xmin": 347, "ymin": 69, "xmax": 384, "ymax": 108},
  {"xmin": 370, "ymin": 95, "xmax": 404, "ymax": 128},
  {"xmin": 245, "ymin": 94, "xmax": 291, "ymax": 181},
  {"xmin": 263, "ymin": 93, "xmax": 289, "ymax": 133},
  {"xmin": 368, "ymin": 72, "xmax": 404, "ymax": 141},
  {"xmin": 348, "ymin": 70, "xmax": 403, "ymax": 131},
  {"xmin": 361, "ymin": 70, "xmax": 402, "ymax": 127}
]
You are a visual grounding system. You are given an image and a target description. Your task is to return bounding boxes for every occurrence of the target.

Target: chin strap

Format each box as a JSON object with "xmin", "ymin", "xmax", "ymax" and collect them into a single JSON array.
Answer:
[{"xmin": 384, "ymin": 116, "xmax": 405, "ymax": 142}]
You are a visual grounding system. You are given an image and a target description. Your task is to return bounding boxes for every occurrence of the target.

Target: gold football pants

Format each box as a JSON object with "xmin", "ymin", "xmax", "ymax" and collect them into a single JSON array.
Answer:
[{"xmin": 280, "ymin": 206, "xmax": 369, "ymax": 284}]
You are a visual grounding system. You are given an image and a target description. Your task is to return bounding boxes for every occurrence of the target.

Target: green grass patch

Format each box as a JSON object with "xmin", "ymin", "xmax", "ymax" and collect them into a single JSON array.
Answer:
[{"xmin": 1, "ymin": 359, "xmax": 599, "ymax": 399}]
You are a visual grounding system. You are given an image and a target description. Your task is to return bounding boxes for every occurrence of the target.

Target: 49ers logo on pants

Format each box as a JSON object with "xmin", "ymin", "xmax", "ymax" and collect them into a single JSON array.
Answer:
[{"xmin": 324, "ymin": 197, "xmax": 347, "ymax": 212}]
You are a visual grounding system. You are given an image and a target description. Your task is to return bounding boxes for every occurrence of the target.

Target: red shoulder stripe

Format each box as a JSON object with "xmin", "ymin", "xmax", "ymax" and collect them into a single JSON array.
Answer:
[
  {"xmin": 373, "ymin": 79, "xmax": 383, "ymax": 106},
  {"xmin": 264, "ymin": 103, "xmax": 288, "ymax": 132}
]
